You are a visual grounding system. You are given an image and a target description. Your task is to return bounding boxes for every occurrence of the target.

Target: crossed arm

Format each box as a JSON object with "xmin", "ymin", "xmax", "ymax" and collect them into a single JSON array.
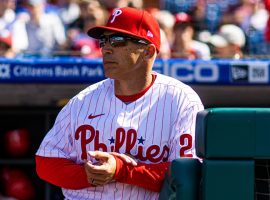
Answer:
[{"xmin": 35, "ymin": 151, "xmax": 170, "ymax": 192}]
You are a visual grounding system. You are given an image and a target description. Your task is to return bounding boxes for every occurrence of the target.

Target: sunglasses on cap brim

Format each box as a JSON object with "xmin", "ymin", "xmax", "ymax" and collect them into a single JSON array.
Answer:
[{"xmin": 99, "ymin": 34, "xmax": 149, "ymax": 48}]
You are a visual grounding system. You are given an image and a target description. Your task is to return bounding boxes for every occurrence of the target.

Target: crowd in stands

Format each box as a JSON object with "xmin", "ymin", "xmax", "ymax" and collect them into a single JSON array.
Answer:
[{"xmin": 0, "ymin": 0, "xmax": 270, "ymax": 59}]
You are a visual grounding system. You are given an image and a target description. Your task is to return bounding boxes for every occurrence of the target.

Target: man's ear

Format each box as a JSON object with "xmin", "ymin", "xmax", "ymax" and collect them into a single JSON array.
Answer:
[{"xmin": 143, "ymin": 44, "xmax": 156, "ymax": 60}]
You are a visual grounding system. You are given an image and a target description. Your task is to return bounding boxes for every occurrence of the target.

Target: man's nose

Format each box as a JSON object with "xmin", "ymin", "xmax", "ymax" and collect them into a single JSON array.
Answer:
[{"xmin": 101, "ymin": 42, "xmax": 113, "ymax": 54}]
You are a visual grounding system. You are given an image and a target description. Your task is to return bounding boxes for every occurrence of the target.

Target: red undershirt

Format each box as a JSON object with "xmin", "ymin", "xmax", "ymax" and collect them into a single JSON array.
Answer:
[{"xmin": 35, "ymin": 74, "xmax": 170, "ymax": 192}]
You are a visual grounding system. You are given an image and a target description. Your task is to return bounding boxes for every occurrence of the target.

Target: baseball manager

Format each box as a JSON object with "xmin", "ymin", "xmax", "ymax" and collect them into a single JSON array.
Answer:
[{"xmin": 36, "ymin": 7, "xmax": 204, "ymax": 200}]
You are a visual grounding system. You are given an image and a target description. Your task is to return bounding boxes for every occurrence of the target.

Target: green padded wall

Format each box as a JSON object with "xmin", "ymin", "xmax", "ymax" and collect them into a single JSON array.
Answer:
[
  {"xmin": 171, "ymin": 158, "xmax": 201, "ymax": 200},
  {"xmin": 159, "ymin": 158, "xmax": 201, "ymax": 200},
  {"xmin": 202, "ymin": 160, "xmax": 254, "ymax": 200},
  {"xmin": 159, "ymin": 108, "xmax": 270, "ymax": 200},
  {"xmin": 196, "ymin": 108, "xmax": 270, "ymax": 158},
  {"xmin": 255, "ymin": 109, "xmax": 270, "ymax": 158}
]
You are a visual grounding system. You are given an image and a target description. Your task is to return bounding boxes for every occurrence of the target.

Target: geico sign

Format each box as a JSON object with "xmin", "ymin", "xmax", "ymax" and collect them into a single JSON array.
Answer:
[{"xmin": 170, "ymin": 63, "xmax": 219, "ymax": 82}]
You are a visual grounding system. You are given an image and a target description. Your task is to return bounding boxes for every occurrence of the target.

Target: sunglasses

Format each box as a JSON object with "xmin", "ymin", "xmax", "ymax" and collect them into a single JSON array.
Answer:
[{"xmin": 99, "ymin": 34, "xmax": 149, "ymax": 48}]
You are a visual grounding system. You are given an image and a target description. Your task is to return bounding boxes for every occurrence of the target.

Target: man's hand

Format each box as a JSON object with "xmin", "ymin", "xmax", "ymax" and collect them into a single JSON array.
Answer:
[
  {"xmin": 110, "ymin": 152, "xmax": 137, "ymax": 166},
  {"xmin": 84, "ymin": 151, "xmax": 138, "ymax": 187},
  {"xmin": 84, "ymin": 151, "xmax": 116, "ymax": 186}
]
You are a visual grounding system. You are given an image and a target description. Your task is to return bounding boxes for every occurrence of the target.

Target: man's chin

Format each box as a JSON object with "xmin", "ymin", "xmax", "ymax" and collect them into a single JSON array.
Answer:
[{"xmin": 104, "ymin": 71, "xmax": 116, "ymax": 79}]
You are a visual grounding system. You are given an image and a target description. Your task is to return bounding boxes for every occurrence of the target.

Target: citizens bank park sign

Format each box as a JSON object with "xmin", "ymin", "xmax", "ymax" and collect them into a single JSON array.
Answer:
[{"xmin": 0, "ymin": 58, "xmax": 269, "ymax": 85}]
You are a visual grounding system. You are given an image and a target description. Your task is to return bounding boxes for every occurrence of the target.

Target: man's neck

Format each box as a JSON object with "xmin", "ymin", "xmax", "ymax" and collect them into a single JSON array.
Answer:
[{"xmin": 114, "ymin": 73, "xmax": 153, "ymax": 96}]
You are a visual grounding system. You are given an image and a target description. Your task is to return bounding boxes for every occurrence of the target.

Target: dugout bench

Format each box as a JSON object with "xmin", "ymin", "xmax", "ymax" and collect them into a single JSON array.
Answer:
[{"xmin": 159, "ymin": 108, "xmax": 270, "ymax": 200}]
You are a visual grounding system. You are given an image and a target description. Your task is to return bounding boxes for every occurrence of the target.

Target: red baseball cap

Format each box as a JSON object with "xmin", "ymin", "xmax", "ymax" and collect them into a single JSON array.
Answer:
[
  {"xmin": 0, "ymin": 30, "xmax": 12, "ymax": 47},
  {"xmin": 87, "ymin": 7, "xmax": 160, "ymax": 52},
  {"xmin": 174, "ymin": 12, "xmax": 191, "ymax": 24}
]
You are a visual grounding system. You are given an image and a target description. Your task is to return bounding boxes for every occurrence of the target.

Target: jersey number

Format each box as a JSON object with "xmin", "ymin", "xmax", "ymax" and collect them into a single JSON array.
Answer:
[{"xmin": 179, "ymin": 134, "xmax": 193, "ymax": 157}]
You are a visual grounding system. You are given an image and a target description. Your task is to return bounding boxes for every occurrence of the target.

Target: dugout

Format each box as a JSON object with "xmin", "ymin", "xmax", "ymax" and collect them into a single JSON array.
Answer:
[{"xmin": 0, "ymin": 58, "xmax": 269, "ymax": 199}]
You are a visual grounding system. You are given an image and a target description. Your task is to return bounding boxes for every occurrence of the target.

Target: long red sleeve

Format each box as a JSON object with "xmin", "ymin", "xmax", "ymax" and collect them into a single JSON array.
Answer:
[
  {"xmin": 36, "ymin": 155, "xmax": 170, "ymax": 192},
  {"xmin": 35, "ymin": 155, "xmax": 91, "ymax": 189},
  {"xmin": 113, "ymin": 156, "xmax": 170, "ymax": 192}
]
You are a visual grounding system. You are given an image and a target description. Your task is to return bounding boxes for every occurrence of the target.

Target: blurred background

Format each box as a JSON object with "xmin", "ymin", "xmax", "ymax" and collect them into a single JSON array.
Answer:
[
  {"xmin": 1, "ymin": 0, "xmax": 270, "ymax": 59},
  {"xmin": 0, "ymin": 0, "xmax": 270, "ymax": 199}
]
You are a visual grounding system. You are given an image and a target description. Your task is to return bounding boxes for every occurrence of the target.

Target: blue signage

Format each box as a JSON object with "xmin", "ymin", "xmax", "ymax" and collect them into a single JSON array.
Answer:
[{"xmin": 0, "ymin": 58, "xmax": 269, "ymax": 85}]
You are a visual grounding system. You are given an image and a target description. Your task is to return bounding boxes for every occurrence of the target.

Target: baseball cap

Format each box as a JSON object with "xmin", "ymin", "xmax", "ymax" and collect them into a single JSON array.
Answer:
[
  {"xmin": 0, "ymin": 30, "xmax": 12, "ymax": 47},
  {"xmin": 87, "ymin": 7, "xmax": 160, "ymax": 52},
  {"xmin": 72, "ymin": 35, "xmax": 101, "ymax": 58},
  {"xmin": 210, "ymin": 24, "xmax": 246, "ymax": 48},
  {"xmin": 174, "ymin": 12, "xmax": 191, "ymax": 24}
]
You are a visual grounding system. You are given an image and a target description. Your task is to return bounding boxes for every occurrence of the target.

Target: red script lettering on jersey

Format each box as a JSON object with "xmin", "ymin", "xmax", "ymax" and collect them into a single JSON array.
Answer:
[{"xmin": 75, "ymin": 124, "xmax": 170, "ymax": 163}]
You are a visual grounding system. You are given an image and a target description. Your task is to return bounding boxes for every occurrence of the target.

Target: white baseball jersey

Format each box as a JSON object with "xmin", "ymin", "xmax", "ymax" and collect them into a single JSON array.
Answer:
[{"xmin": 36, "ymin": 72, "xmax": 204, "ymax": 200}]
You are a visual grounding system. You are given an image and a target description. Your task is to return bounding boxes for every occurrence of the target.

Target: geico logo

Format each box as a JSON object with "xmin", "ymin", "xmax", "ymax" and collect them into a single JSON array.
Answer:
[{"xmin": 170, "ymin": 63, "xmax": 219, "ymax": 82}]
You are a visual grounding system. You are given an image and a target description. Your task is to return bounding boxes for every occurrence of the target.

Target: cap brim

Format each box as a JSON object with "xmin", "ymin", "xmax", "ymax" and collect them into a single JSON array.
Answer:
[
  {"xmin": 88, "ymin": 26, "xmax": 147, "ymax": 41},
  {"xmin": 209, "ymin": 34, "xmax": 228, "ymax": 48}
]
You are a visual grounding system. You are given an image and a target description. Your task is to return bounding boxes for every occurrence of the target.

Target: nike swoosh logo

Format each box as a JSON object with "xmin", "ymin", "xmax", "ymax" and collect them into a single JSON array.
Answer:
[{"xmin": 88, "ymin": 113, "xmax": 105, "ymax": 119}]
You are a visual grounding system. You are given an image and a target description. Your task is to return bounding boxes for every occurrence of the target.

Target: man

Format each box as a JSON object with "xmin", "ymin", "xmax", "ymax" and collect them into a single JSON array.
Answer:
[
  {"xmin": 209, "ymin": 24, "xmax": 246, "ymax": 59},
  {"xmin": 171, "ymin": 12, "xmax": 210, "ymax": 60},
  {"xmin": 36, "ymin": 7, "xmax": 204, "ymax": 199},
  {"xmin": 68, "ymin": 0, "xmax": 108, "ymax": 58},
  {"xmin": 12, "ymin": 0, "xmax": 66, "ymax": 56},
  {"xmin": 0, "ymin": 0, "xmax": 16, "ymax": 31}
]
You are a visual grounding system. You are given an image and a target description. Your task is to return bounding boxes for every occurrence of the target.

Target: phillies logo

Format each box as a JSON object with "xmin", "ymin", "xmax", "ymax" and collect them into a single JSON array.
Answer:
[
  {"xmin": 75, "ymin": 125, "xmax": 169, "ymax": 163},
  {"xmin": 110, "ymin": 9, "xmax": 122, "ymax": 23}
]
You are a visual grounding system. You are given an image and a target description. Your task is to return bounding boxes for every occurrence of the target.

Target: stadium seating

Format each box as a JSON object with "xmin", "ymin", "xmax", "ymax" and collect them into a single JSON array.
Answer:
[{"xmin": 159, "ymin": 108, "xmax": 270, "ymax": 200}]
